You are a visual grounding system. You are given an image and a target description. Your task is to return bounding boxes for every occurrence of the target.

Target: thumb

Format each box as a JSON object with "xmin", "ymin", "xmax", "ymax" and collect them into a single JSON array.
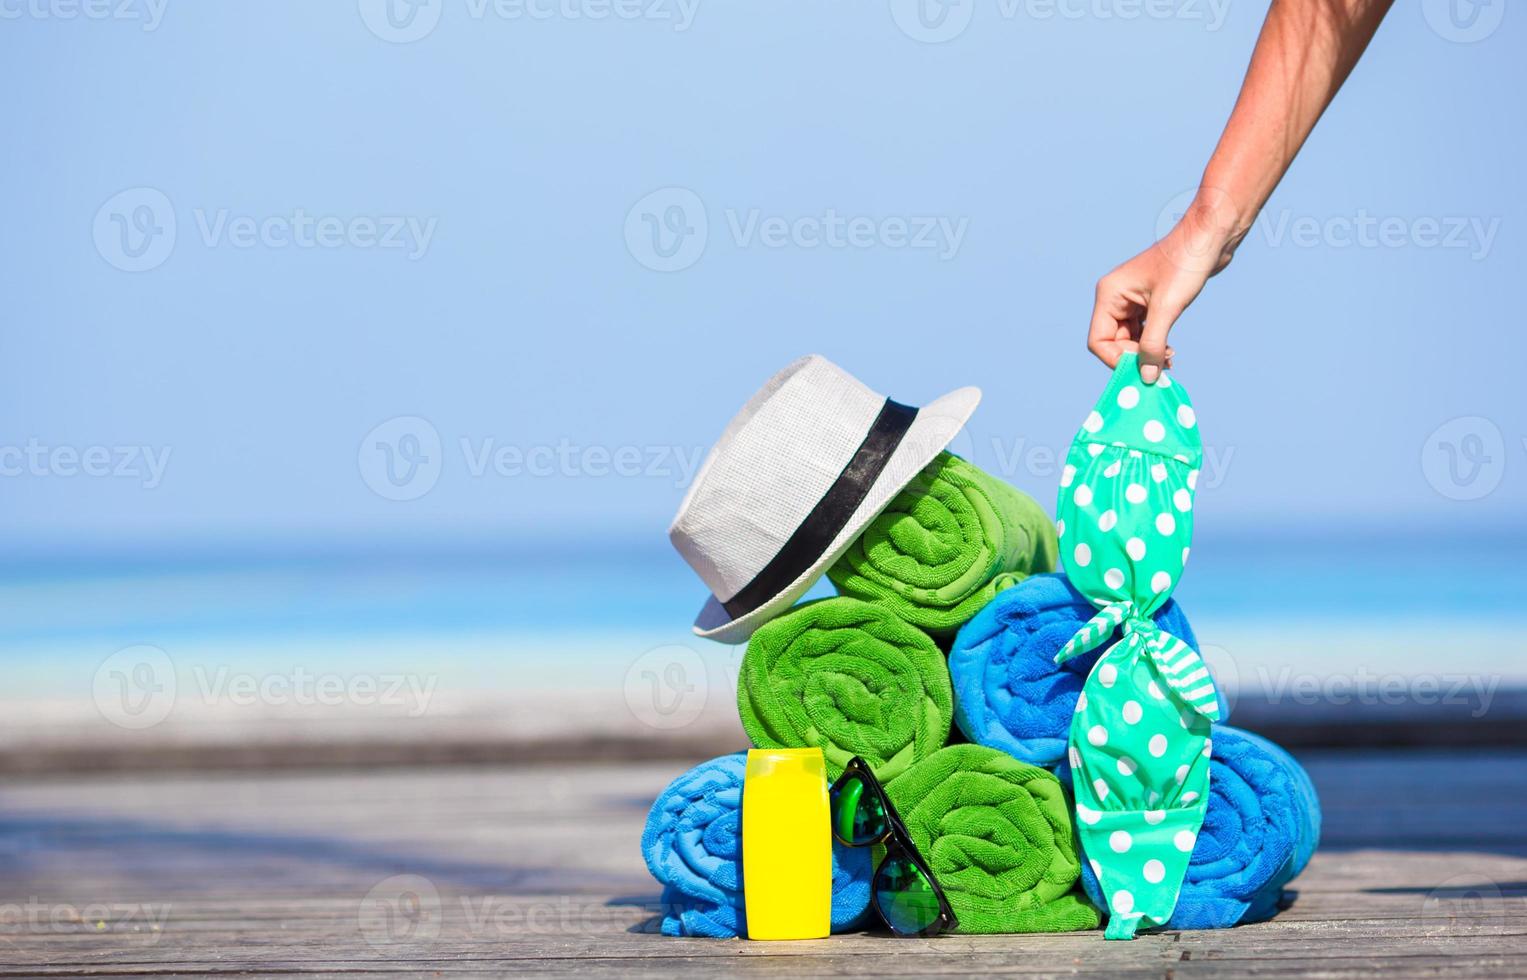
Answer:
[{"xmin": 1136, "ymin": 298, "xmax": 1185, "ymax": 384}]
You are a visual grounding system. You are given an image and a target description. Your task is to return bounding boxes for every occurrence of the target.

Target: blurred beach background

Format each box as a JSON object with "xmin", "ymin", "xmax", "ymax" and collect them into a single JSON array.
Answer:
[{"xmin": 2, "ymin": 0, "xmax": 1523, "ymax": 770}]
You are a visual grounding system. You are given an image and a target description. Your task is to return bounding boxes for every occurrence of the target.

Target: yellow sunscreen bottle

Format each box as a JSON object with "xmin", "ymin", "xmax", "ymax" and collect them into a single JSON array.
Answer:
[{"xmin": 741, "ymin": 747, "xmax": 832, "ymax": 940}]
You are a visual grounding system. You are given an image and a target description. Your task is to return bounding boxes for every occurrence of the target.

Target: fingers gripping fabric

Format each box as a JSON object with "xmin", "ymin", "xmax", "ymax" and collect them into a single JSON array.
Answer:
[{"xmin": 1053, "ymin": 352, "xmax": 1217, "ymax": 940}]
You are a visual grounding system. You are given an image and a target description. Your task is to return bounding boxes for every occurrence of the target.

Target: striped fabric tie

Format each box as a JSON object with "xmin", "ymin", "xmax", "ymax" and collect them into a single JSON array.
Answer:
[{"xmin": 1054, "ymin": 600, "xmax": 1220, "ymax": 722}]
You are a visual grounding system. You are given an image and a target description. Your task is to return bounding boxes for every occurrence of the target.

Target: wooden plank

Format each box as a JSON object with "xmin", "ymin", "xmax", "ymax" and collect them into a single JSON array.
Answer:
[
  {"xmin": 1, "ymin": 752, "xmax": 1524, "ymax": 976},
  {"xmin": 5, "ymin": 692, "xmax": 1526, "ymax": 776}
]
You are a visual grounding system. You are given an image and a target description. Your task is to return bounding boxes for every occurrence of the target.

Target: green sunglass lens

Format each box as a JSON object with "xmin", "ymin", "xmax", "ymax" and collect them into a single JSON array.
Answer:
[
  {"xmin": 874, "ymin": 854, "xmax": 943, "ymax": 936},
  {"xmin": 831, "ymin": 773, "xmax": 888, "ymax": 845}
]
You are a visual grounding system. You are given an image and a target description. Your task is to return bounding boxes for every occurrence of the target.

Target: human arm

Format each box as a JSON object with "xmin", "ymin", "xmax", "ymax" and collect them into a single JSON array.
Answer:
[{"xmin": 1087, "ymin": 0, "xmax": 1395, "ymax": 382}]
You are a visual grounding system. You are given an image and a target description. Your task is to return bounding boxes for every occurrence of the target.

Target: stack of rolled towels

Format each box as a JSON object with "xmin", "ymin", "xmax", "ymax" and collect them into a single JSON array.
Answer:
[{"xmin": 644, "ymin": 452, "xmax": 1319, "ymax": 936}]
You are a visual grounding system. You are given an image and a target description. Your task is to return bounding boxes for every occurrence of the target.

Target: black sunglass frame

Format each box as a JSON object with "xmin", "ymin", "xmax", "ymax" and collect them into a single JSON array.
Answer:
[{"xmin": 829, "ymin": 756, "xmax": 959, "ymax": 938}]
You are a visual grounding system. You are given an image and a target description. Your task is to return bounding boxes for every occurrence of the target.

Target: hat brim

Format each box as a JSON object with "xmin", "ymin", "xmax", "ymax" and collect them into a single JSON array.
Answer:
[{"xmin": 691, "ymin": 385, "xmax": 983, "ymax": 644}]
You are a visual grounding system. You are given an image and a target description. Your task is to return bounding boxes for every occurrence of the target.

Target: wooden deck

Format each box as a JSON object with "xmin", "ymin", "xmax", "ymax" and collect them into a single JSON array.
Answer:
[{"xmin": 1, "ymin": 749, "xmax": 1523, "ymax": 978}]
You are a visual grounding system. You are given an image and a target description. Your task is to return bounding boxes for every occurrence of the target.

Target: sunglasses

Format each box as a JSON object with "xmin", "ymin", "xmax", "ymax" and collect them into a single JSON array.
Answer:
[{"xmin": 828, "ymin": 756, "xmax": 958, "ymax": 938}]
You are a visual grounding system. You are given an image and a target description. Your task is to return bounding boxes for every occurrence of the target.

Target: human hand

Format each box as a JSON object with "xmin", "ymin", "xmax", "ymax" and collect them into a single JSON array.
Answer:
[{"xmin": 1087, "ymin": 192, "xmax": 1245, "ymax": 383}]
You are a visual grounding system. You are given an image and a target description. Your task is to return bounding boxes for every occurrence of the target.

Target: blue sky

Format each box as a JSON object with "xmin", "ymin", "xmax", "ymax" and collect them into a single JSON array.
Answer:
[{"xmin": 2, "ymin": 0, "xmax": 1522, "ymax": 556}]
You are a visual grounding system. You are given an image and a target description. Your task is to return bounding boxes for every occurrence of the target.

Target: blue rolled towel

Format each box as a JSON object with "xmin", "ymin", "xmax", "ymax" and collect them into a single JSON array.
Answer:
[
  {"xmin": 641, "ymin": 751, "xmax": 873, "ymax": 937},
  {"xmin": 1079, "ymin": 725, "xmax": 1320, "ymax": 929},
  {"xmin": 949, "ymin": 572, "xmax": 1204, "ymax": 768}
]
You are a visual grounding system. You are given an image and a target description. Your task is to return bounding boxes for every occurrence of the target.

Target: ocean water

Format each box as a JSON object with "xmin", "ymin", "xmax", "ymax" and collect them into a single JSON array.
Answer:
[{"xmin": 3, "ymin": 531, "xmax": 1524, "ymax": 708}]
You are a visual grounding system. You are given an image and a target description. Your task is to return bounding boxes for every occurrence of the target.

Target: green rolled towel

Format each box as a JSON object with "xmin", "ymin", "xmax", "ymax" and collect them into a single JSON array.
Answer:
[
  {"xmin": 885, "ymin": 744, "xmax": 1101, "ymax": 934},
  {"xmin": 737, "ymin": 596, "xmax": 952, "ymax": 784},
  {"xmin": 828, "ymin": 452, "xmax": 1058, "ymax": 637}
]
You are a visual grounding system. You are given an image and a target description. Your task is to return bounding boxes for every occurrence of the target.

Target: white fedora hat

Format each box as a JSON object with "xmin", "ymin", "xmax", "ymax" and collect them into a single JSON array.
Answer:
[{"xmin": 669, "ymin": 355, "xmax": 981, "ymax": 644}]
